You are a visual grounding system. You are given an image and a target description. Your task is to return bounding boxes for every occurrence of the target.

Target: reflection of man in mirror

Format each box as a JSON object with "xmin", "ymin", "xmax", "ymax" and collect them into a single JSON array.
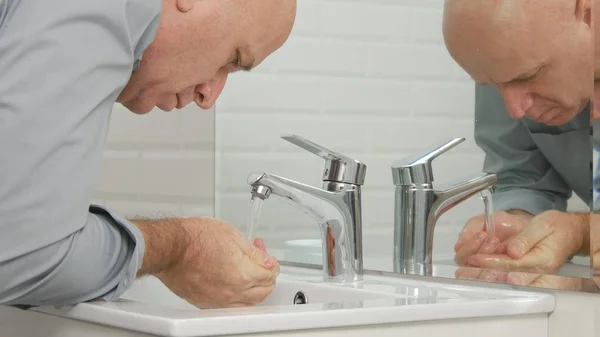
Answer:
[{"xmin": 441, "ymin": 0, "xmax": 595, "ymax": 280}]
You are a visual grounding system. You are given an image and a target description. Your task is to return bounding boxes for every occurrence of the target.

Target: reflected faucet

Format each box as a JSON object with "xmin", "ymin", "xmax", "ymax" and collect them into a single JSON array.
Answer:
[
  {"xmin": 391, "ymin": 138, "xmax": 498, "ymax": 276},
  {"xmin": 247, "ymin": 135, "xmax": 367, "ymax": 284}
]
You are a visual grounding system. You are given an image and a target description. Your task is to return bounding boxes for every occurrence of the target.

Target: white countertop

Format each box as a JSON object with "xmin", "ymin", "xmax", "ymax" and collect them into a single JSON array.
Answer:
[{"xmin": 30, "ymin": 265, "xmax": 555, "ymax": 337}]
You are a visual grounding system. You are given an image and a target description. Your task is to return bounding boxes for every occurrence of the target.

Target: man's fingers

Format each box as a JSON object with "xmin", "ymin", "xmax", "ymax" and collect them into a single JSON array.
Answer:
[
  {"xmin": 254, "ymin": 238, "xmax": 267, "ymax": 252},
  {"xmin": 454, "ymin": 232, "xmax": 487, "ymax": 265},
  {"xmin": 238, "ymin": 285, "xmax": 276, "ymax": 305},
  {"xmin": 455, "ymin": 211, "xmax": 530, "ymax": 252},
  {"xmin": 477, "ymin": 236, "xmax": 500, "ymax": 254},
  {"xmin": 478, "ymin": 269, "xmax": 508, "ymax": 282},
  {"xmin": 506, "ymin": 216, "xmax": 553, "ymax": 259},
  {"xmin": 467, "ymin": 250, "xmax": 555, "ymax": 273},
  {"xmin": 244, "ymin": 255, "xmax": 280, "ymax": 286},
  {"xmin": 455, "ymin": 267, "xmax": 484, "ymax": 280},
  {"xmin": 455, "ymin": 217, "xmax": 485, "ymax": 251},
  {"xmin": 507, "ymin": 272, "xmax": 582, "ymax": 291},
  {"xmin": 466, "ymin": 253, "xmax": 519, "ymax": 271},
  {"xmin": 506, "ymin": 272, "xmax": 541, "ymax": 286}
]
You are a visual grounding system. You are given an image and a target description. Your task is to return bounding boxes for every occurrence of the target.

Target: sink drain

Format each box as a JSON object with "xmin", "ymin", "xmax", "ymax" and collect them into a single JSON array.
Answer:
[{"xmin": 293, "ymin": 291, "xmax": 308, "ymax": 305}]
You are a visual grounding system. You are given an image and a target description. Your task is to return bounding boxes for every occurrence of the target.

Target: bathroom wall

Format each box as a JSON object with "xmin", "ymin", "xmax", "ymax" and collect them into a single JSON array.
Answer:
[
  {"xmin": 213, "ymin": 0, "xmax": 587, "ymax": 256},
  {"xmin": 92, "ymin": 104, "xmax": 215, "ymax": 220}
]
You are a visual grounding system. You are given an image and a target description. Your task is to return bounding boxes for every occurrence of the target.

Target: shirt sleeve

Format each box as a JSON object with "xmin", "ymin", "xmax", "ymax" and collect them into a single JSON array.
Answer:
[
  {"xmin": 474, "ymin": 84, "xmax": 572, "ymax": 215},
  {"xmin": 0, "ymin": 0, "xmax": 159, "ymax": 307}
]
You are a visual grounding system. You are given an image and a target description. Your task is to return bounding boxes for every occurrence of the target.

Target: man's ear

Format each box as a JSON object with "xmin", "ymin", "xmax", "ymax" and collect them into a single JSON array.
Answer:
[
  {"xmin": 176, "ymin": 0, "xmax": 196, "ymax": 13},
  {"xmin": 575, "ymin": 0, "xmax": 591, "ymax": 26}
]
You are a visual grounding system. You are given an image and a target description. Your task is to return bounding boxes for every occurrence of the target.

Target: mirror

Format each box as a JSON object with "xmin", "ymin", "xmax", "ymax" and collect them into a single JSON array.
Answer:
[
  {"xmin": 214, "ymin": 0, "xmax": 598, "ymax": 293},
  {"xmin": 593, "ymin": 0, "xmax": 600, "ymax": 290}
]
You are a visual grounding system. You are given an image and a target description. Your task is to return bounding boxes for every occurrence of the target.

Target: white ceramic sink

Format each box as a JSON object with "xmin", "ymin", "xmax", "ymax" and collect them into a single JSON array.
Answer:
[{"xmin": 28, "ymin": 264, "xmax": 555, "ymax": 337}]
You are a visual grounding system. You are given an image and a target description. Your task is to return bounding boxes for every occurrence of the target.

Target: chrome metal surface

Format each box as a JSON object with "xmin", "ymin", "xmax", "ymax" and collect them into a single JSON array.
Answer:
[
  {"xmin": 248, "ymin": 135, "xmax": 366, "ymax": 284},
  {"xmin": 251, "ymin": 184, "xmax": 271, "ymax": 200},
  {"xmin": 391, "ymin": 138, "xmax": 498, "ymax": 276},
  {"xmin": 282, "ymin": 135, "xmax": 367, "ymax": 185},
  {"xmin": 391, "ymin": 138, "xmax": 464, "ymax": 185}
]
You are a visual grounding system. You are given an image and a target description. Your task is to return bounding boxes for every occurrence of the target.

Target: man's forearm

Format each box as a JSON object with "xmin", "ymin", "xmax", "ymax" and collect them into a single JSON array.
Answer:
[{"xmin": 132, "ymin": 218, "xmax": 190, "ymax": 277}]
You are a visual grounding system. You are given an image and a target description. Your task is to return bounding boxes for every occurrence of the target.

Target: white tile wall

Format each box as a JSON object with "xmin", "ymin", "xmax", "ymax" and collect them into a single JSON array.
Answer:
[
  {"xmin": 93, "ymin": 104, "xmax": 215, "ymax": 220},
  {"xmin": 213, "ymin": 0, "xmax": 586, "ymax": 257}
]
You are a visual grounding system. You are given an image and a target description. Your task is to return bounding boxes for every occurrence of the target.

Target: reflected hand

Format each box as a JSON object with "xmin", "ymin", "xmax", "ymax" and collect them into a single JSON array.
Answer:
[
  {"xmin": 466, "ymin": 210, "xmax": 587, "ymax": 274},
  {"xmin": 454, "ymin": 210, "xmax": 532, "ymax": 266},
  {"xmin": 503, "ymin": 272, "xmax": 583, "ymax": 291},
  {"xmin": 455, "ymin": 267, "xmax": 583, "ymax": 291},
  {"xmin": 591, "ymin": 214, "xmax": 600, "ymax": 281}
]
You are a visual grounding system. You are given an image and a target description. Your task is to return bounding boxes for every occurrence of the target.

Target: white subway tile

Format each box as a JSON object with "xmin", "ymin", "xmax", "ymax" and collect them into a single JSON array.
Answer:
[
  {"xmin": 291, "ymin": 0, "xmax": 321, "ymax": 36},
  {"xmin": 108, "ymin": 104, "xmax": 181, "ymax": 146},
  {"xmin": 362, "ymin": 117, "xmax": 481, "ymax": 153},
  {"xmin": 139, "ymin": 152, "xmax": 214, "ymax": 199},
  {"xmin": 409, "ymin": 81, "xmax": 475, "ymax": 115},
  {"xmin": 319, "ymin": 2, "xmax": 410, "ymax": 41},
  {"xmin": 367, "ymin": 45, "xmax": 460, "ymax": 79},
  {"xmin": 319, "ymin": 79, "xmax": 410, "ymax": 113},
  {"xmin": 216, "ymin": 74, "xmax": 319, "ymax": 112},
  {"xmin": 95, "ymin": 151, "xmax": 140, "ymax": 194},
  {"xmin": 410, "ymin": 8, "xmax": 444, "ymax": 43},
  {"xmin": 216, "ymin": 113, "xmax": 369, "ymax": 153},
  {"xmin": 270, "ymin": 37, "xmax": 367, "ymax": 76},
  {"xmin": 219, "ymin": 153, "xmax": 324, "ymax": 192},
  {"xmin": 179, "ymin": 105, "xmax": 215, "ymax": 147}
]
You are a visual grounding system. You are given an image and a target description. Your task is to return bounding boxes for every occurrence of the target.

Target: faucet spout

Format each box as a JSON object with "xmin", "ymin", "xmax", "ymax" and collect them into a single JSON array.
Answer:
[
  {"xmin": 432, "ymin": 173, "xmax": 498, "ymax": 225},
  {"xmin": 248, "ymin": 172, "xmax": 363, "ymax": 283}
]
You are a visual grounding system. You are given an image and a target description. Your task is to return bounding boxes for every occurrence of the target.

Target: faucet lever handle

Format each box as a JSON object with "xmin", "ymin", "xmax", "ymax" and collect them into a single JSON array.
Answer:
[
  {"xmin": 281, "ymin": 134, "xmax": 367, "ymax": 185},
  {"xmin": 391, "ymin": 138, "xmax": 465, "ymax": 185}
]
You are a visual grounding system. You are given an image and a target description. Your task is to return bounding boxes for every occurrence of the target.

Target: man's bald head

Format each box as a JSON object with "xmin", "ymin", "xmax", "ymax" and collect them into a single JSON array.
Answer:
[
  {"xmin": 118, "ymin": 0, "xmax": 297, "ymax": 114},
  {"xmin": 443, "ymin": 0, "xmax": 592, "ymax": 126}
]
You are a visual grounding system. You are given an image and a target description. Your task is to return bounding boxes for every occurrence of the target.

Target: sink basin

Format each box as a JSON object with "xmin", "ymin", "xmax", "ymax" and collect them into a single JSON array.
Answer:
[
  {"xmin": 26, "ymin": 264, "xmax": 554, "ymax": 337},
  {"xmin": 113, "ymin": 274, "xmax": 397, "ymax": 311}
]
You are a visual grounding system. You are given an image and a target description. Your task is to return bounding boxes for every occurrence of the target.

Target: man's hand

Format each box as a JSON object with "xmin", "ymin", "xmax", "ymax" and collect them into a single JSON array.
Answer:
[
  {"xmin": 134, "ymin": 217, "xmax": 279, "ymax": 309},
  {"xmin": 466, "ymin": 210, "xmax": 588, "ymax": 274},
  {"xmin": 454, "ymin": 210, "xmax": 532, "ymax": 266},
  {"xmin": 591, "ymin": 213, "xmax": 600, "ymax": 286}
]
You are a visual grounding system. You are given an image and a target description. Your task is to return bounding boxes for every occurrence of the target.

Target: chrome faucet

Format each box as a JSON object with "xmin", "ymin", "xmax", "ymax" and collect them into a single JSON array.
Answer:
[
  {"xmin": 391, "ymin": 138, "xmax": 498, "ymax": 276},
  {"xmin": 247, "ymin": 135, "xmax": 367, "ymax": 284}
]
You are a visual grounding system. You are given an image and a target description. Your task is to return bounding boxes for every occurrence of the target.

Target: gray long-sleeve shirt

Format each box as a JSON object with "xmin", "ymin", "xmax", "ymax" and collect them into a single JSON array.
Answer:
[
  {"xmin": 474, "ymin": 84, "xmax": 595, "ymax": 215},
  {"xmin": 0, "ymin": 0, "xmax": 162, "ymax": 306}
]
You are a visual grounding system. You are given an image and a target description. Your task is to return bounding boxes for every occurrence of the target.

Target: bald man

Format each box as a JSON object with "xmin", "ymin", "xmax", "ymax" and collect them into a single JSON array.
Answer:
[
  {"xmin": 442, "ymin": 0, "xmax": 595, "ymax": 275},
  {"xmin": 0, "ymin": 0, "xmax": 295, "ymax": 308}
]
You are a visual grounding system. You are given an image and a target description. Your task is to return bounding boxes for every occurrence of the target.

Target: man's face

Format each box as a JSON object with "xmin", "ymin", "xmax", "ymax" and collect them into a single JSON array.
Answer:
[
  {"xmin": 443, "ymin": 0, "xmax": 593, "ymax": 126},
  {"xmin": 117, "ymin": 0, "xmax": 296, "ymax": 114}
]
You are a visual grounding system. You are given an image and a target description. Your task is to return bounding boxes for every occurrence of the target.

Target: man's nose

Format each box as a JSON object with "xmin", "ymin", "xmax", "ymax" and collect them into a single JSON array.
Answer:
[
  {"xmin": 499, "ymin": 86, "xmax": 534, "ymax": 120},
  {"xmin": 195, "ymin": 71, "xmax": 229, "ymax": 110}
]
